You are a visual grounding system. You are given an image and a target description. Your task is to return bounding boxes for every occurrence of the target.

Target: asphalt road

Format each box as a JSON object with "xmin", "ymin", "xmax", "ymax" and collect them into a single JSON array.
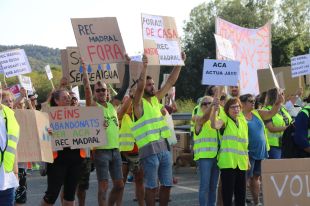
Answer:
[{"xmin": 26, "ymin": 167, "xmax": 200, "ymax": 206}]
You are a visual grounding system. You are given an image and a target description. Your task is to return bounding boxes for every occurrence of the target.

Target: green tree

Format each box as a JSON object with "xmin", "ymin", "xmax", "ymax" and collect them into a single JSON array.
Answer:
[{"xmin": 178, "ymin": 0, "xmax": 309, "ymax": 100}]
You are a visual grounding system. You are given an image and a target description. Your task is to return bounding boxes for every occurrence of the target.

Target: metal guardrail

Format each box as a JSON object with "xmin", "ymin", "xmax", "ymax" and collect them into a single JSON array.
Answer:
[{"xmin": 172, "ymin": 113, "xmax": 192, "ymax": 133}]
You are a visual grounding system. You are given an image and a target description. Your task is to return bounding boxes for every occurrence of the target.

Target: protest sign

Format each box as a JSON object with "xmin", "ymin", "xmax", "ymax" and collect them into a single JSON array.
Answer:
[
  {"xmin": 61, "ymin": 47, "xmax": 120, "ymax": 86},
  {"xmin": 71, "ymin": 17, "xmax": 126, "ymax": 65},
  {"xmin": 291, "ymin": 54, "xmax": 310, "ymax": 78},
  {"xmin": 18, "ymin": 75, "xmax": 33, "ymax": 92},
  {"xmin": 47, "ymin": 106, "xmax": 106, "ymax": 150},
  {"xmin": 128, "ymin": 60, "xmax": 160, "ymax": 90},
  {"xmin": 257, "ymin": 66, "xmax": 305, "ymax": 95},
  {"xmin": 142, "ymin": 13, "xmax": 184, "ymax": 66},
  {"xmin": 262, "ymin": 158, "xmax": 310, "ymax": 206},
  {"xmin": 45, "ymin": 65, "xmax": 53, "ymax": 80},
  {"xmin": 8, "ymin": 84, "xmax": 21, "ymax": 98},
  {"xmin": 15, "ymin": 110, "xmax": 53, "ymax": 163},
  {"xmin": 72, "ymin": 86, "xmax": 80, "ymax": 101},
  {"xmin": 214, "ymin": 34, "xmax": 235, "ymax": 60},
  {"xmin": 202, "ymin": 59, "xmax": 240, "ymax": 86},
  {"xmin": 0, "ymin": 49, "xmax": 32, "ymax": 77},
  {"xmin": 216, "ymin": 18, "xmax": 271, "ymax": 95}
]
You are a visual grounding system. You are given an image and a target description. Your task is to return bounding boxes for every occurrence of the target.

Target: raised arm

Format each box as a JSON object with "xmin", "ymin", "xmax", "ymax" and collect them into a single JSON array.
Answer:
[
  {"xmin": 133, "ymin": 55, "xmax": 148, "ymax": 120},
  {"xmin": 258, "ymin": 92, "xmax": 284, "ymax": 120},
  {"xmin": 194, "ymin": 104, "xmax": 213, "ymax": 134},
  {"xmin": 156, "ymin": 52, "xmax": 186, "ymax": 101},
  {"xmin": 81, "ymin": 61, "xmax": 94, "ymax": 106},
  {"xmin": 210, "ymin": 97, "xmax": 224, "ymax": 130},
  {"xmin": 112, "ymin": 54, "xmax": 131, "ymax": 107}
]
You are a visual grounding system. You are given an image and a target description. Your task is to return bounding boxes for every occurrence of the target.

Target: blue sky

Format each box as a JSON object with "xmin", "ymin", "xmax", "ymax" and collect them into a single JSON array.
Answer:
[{"xmin": 0, "ymin": 0, "xmax": 206, "ymax": 55}]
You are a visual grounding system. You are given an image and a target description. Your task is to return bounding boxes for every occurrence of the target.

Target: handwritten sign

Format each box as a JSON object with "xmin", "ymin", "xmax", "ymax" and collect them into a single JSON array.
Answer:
[
  {"xmin": 47, "ymin": 106, "xmax": 106, "ymax": 150},
  {"xmin": 8, "ymin": 84, "xmax": 21, "ymax": 98},
  {"xmin": 129, "ymin": 60, "xmax": 160, "ymax": 90},
  {"xmin": 71, "ymin": 17, "xmax": 126, "ymax": 65},
  {"xmin": 142, "ymin": 13, "xmax": 184, "ymax": 66},
  {"xmin": 61, "ymin": 47, "xmax": 120, "ymax": 86},
  {"xmin": 0, "ymin": 49, "xmax": 32, "ymax": 77},
  {"xmin": 291, "ymin": 54, "xmax": 310, "ymax": 78},
  {"xmin": 262, "ymin": 158, "xmax": 310, "ymax": 206},
  {"xmin": 202, "ymin": 59, "xmax": 240, "ymax": 86},
  {"xmin": 45, "ymin": 65, "xmax": 53, "ymax": 80},
  {"xmin": 216, "ymin": 18, "xmax": 271, "ymax": 95},
  {"xmin": 15, "ymin": 110, "xmax": 53, "ymax": 163},
  {"xmin": 18, "ymin": 75, "xmax": 33, "ymax": 92},
  {"xmin": 214, "ymin": 34, "xmax": 235, "ymax": 60}
]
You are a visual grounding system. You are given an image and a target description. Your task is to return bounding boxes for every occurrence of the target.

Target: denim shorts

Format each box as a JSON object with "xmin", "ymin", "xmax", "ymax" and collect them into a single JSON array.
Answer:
[
  {"xmin": 140, "ymin": 150, "xmax": 173, "ymax": 189},
  {"xmin": 248, "ymin": 158, "xmax": 262, "ymax": 177},
  {"xmin": 94, "ymin": 149, "xmax": 123, "ymax": 181}
]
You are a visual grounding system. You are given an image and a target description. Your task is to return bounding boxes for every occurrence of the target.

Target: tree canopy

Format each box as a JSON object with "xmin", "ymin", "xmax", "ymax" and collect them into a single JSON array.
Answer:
[{"xmin": 177, "ymin": 0, "xmax": 310, "ymax": 101}]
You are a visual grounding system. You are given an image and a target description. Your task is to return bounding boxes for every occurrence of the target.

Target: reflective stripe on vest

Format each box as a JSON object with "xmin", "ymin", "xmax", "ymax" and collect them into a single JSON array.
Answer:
[
  {"xmin": 0, "ymin": 105, "xmax": 20, "ymax": 172},
  {"xmin": 217, "ymin": 114, "xmax": 248, "ymax": 170},
  {"xmin": 131, "ymin": 97, "xmax": 171, "ymax": 148},
  {"xmin": 193, "ymin": 120, "xmax": 218, "ymax": 160},
  {"xmin": 264, "ymin": 106, "xmax": 292, "ymax": 147},
  {"xmin": 119, "ymin": 114, "xmax": 135, "ymax": 152}
]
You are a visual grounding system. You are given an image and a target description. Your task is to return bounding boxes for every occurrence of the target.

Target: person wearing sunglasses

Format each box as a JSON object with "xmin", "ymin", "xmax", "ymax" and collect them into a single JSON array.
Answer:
[
  {"xmin": 82, "ymin": 54, "xmax": 130, "ymax": 206},
  {"xmin": 240, "ymin": 93, "xmax": 284, "ymax": 206},
  {"xmin": 263, "ymin": 88, "xmax": 292, "ymax": 159},
  {"xmin": 192, "ymin": 96, "xmax": 219, "ymax": 206}
]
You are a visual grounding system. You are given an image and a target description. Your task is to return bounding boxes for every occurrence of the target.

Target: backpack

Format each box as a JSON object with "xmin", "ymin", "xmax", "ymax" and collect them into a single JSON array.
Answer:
[{"xmin": 281, "ymin": 107, "xmax": 310, "ymax": 158}]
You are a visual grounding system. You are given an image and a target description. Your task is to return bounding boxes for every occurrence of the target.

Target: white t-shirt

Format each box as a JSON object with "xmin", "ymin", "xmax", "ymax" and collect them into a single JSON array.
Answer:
[{"xmin": 0, "ymin": 110, "xmax": 18, "ymax": 190}]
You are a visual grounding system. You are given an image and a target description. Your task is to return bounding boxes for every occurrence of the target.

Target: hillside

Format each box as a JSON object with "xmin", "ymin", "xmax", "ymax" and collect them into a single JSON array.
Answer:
[{"xmin": 0, "ymin": 44, "xmax": 61, "ymax": 71}]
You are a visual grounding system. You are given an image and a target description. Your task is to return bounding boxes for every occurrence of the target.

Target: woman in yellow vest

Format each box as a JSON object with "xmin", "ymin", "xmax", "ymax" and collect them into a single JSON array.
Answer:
[
  {"xmin": 210, "ymin": 97, "xmax": 248, "ymax": 206},
  {"xmin": 263, "ymin": 88, "xmax": 292, "ymax": 159},
  {"xmin": 193, "ymin": 96, "xmax": 219, "ymax": 206},
  {"xmin": 0, "ymin": 91, "xmax": 20, "ymax": 206},
  {"xmin": 41, "ymin": 89, "xmax": 85, "ymax": 206},
  {"xmin": 240, "ymin": 93, "xmax": 283, "ymax": 206}
]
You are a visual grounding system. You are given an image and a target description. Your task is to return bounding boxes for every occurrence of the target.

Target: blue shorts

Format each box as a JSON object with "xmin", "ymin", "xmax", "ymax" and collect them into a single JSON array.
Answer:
[
  {"xmin": 0, "ymin": 188, "xmax": 15, "ymax": 206},
  {"xmin": 248, "ymin": 158, "xmax": 262, "ymax": 177},
  {"xmin": 140, "ymin": 150, "xmax": 173, "ymax": 189}
]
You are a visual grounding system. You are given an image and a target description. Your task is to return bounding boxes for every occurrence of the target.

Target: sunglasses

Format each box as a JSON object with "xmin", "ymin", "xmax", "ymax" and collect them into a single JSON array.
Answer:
[
  {"xmin": 247, "ymin": 99, "xmax": 256, "ymax": 104},
  {"xmin": 95, "ymin": 88, "xmax": 107, "ymax": 93},
  {"xmin": 201, "ymin": 102, "xmax": 212, "ymax": 106}
]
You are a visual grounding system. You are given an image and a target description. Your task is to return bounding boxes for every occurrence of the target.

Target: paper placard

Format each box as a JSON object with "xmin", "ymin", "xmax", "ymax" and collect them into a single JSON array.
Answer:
[
  {"xmin": 47, "ymin": 106, "xmax": 106, "ymax": 150},
  {"xmin": 72, "ymin": 86, "xmax": 80, "ymax": 101},
  {"xmin": 18, "ymin": 75, "xmax": 33, "ymax": 92},
  {"xmin": 0, "ymin": 49, "xmax": 32, "ymax": 77},
  {"xmin": 202, "ymin": 59, "xmax": 240, "ymax": 86},
  {"xmin": 142, "ymin": 13, "xmax": 184, "ymax": 66},
  {"xmin": 61, "ymin": 47, "xmax": 120, "ymax": 86},
  {"xmin": 45, "ymin": 65, "xmax": 53, "ymax": 80},
  {"xmin": 15, "ymin": 110, "xmax": 53, "ymax": 163},
  {"xmin": 262, "ymin": 158, "xmax": 310, "ymax": 206},
  {"xmin": 71, "ymin": 17, "xmax": 126, "ymax": 65},
  {"xmin": 214, "ymin": 34, "xmax": 235, "ymax": 60},
  {"xmin": 8, "ymin": 84, "xmax": 21, "ymax": 98},
  {"xmin": 291, "ymin": 54, "xmax": 310, "ymax": 78},
  {"xmin": 216, "ymin": 18, "xmax": 271, "ymax": 95}
]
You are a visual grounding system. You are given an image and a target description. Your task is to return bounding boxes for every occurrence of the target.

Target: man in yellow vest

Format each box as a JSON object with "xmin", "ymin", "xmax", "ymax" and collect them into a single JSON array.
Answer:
[
  {"xmin": 0, "ymin": 82, "xmax": 20, "ymax": 206},
  {"xmin": 132, "ymin": 53, "xmax": 186, "ymax": 206},
  {"xmin": 82, "ymin": 55, "xmax": 130, "ymax": 206}
]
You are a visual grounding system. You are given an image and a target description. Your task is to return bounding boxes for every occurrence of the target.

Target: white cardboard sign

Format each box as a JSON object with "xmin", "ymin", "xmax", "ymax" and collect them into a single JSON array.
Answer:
[
  {"xmin": 0, "ymin": 49, "xmax": 32, "ymax": 77},
  {"xmin": 291, "ymin": 54, "xmax": 310, "ymax": 78},
  {"xmin": 202, "ymin": 59, "xmax": 240, "ymax": 86},
  {"xmin": 45, "ymin": 65, "xmax": 53, "ymax": 80},
  {"xmin": 214, "ymin": 34, "xmax": 235, "ymax": 60},
  {"xmin": 18, "ymin": 75, "xmax": 33, "ymax": 92}
]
